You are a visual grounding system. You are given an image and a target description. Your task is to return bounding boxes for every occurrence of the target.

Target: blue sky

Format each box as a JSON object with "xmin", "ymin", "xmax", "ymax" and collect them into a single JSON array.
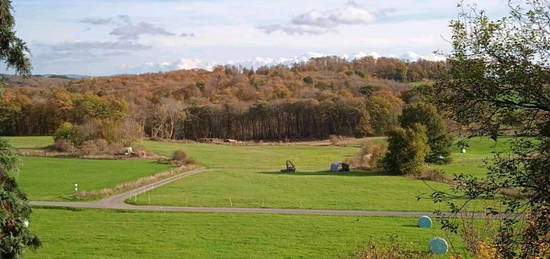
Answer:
[{"xmin": 10, "ymin": 0, "xmax": 509, "ymax": 76}]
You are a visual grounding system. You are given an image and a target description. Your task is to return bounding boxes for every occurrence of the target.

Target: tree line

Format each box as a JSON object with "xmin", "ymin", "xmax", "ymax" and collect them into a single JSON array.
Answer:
[{"xmin": 1, "ymin": 56, "xmax": 443, "ymax": 140}]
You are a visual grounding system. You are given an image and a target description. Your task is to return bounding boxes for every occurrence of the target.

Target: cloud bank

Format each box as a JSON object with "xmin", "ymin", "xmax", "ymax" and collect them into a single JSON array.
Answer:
[{"xmin": 121, "ymin": 51, "xmax": 444, "ymax": 74}]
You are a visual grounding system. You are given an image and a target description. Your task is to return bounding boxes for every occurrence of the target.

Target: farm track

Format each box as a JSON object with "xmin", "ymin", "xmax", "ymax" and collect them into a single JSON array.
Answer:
[{"xmin": 30, "ymin": 167, "xmax": 503, "ymax": 218}]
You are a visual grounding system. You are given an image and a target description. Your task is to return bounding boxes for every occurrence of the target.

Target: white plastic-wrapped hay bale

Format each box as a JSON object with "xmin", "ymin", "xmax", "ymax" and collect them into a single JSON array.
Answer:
[
  {"xmin": 417, "ymin": 216, "xmax": 432, "ymax": 228},
  {"xmin": 429, "ymin": 237, "xmax": 449, "ymax": 254},
  {"xmin": 330, "ymin": 162, "xmax": 341, "ymax": 172}
]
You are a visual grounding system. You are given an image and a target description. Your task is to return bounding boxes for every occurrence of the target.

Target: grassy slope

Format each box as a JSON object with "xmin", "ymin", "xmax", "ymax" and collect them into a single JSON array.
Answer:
[
  {"xmin": 27, "ymin": 208, "xmax": 464, "ymax": 259},
  {"xmin": 136, "ymin": 141, "xmax": 452, "ymax": 211},
  {"xmin": 18, "ymin": 157, "xmax": 173, "ymax": 201}
]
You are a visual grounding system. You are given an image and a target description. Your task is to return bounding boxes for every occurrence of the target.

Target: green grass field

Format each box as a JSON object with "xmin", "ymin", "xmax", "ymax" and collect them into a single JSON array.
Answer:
[
  {"xmin": 2, "ymin": 136, "xmax": 505, "ymax": 258},
  {"xmin": 18, "ymin": 157, "xmax": 173, "ymax": 201},
  {"xmin": 26, "ymin": 208, "xmax": 465, "ymax": 259},
  {"xmin": 4, "ymin": 136, "xmax": 53, "ymax": 150},
  {"xmin": 134, "ymin": 141, "xmax": 454, "ymax": 211},
  {"xmin": 433, "ymin": 137, "xmax": 513, "ymax": 177}
]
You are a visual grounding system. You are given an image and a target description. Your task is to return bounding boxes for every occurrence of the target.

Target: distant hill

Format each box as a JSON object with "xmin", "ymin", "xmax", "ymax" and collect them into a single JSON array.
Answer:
[
  {"xmin": 0, "ymin": 74, "xmax": 77, "ymax": 87},
  {"xmin": 42, "ymin": 74, "xmax": 90, "ymax": 80}
]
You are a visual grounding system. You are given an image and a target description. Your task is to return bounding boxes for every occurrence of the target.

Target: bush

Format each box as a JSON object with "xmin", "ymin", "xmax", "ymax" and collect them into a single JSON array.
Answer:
[
  {"xmin": 349, "ymin": 141, "xmax": 387, "ymax": 169},
  {"xmin": 79, "ymin": 139, "xmax": 123, "ymax": 156},
  {"xmin": 411, "ymin": 168, "xmax": 450, "ymax": 183},
  {"xmin": 382, "ymin": 124, "xmax": 430, "ymax": 175},
  {"xmin": 80, "ymin": 140, "xmax": 99, "ymax": 155},
  {"xmin": 329, "ymin": 135, "xmax": 344, "ymax": 146},
  {"xmin": 75, "ymin": 119, "xmax": 102, "ymax": 145},
  {"xmin": 52, "ymin": 118, "xmax": 144, "ymax": 155},
  {"xmin": 51, "ymin": 140, "xmax": 75, "ymax": 152},
  {"xmin": 171, "ymin": 150, "xmax": 194, "ymax": 166},
  {"xmin": 53, "ymin": 122, "xmax": 78, "ymax": 144}
]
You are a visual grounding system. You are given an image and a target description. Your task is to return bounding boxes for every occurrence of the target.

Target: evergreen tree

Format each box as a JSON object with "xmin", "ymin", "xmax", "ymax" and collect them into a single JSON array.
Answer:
[
  {"xmin": 0, "ymin": 0, "xmax": 31, "ymax": 75},
  {"xmin": 0, "ymin": 138, "xmax": 40, "ymax": 258},
  {"xmin": 0, "ymin": 1, "xmax": 40, "ymax": 257}
]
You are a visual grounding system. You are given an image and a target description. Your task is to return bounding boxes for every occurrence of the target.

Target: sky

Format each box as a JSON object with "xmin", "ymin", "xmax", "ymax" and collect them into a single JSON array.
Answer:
[{"xmin": 9, "ymin": 0, "xmax": 510, "ymax": 76}]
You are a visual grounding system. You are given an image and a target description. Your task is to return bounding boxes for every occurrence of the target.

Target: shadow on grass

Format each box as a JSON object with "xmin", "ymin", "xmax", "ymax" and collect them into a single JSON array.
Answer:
[
  {"xmin": 258, "ymin": 170, "xmax": 395, "ymax": 177},
  {"xmin": 401, "ymin": 224, "xmax": 420, "ymax": 228}
]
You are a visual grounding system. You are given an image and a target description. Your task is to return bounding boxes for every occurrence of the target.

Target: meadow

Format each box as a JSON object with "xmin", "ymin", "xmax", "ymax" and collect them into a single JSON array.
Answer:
[
  {"xmin": 26, "ymin": 208, "xmax": 463, "ymax": 259},
  {"xmin": 2, "ymin": 136, "xmax": 510, "ymax": 258},
  {"xmin": 18, "ymin": 157, "xmax": 173, "ymax": 201},
  {"xmin": 432, "ymin": 137, "xmax": 513, "ymax": 177},
  {"xmin": 5, "ymin": 136, "xmax": 173, "ymax": 201},
  {"xmin": 132, "ymin": 139, "xmax": 504, "ymax": 211}
]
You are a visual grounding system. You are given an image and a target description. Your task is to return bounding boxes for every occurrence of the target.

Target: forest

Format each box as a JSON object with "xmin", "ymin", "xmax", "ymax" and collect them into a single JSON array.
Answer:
[{"xmin": 0, "ymin": 56, "xmax": 445, "ymax": 141}]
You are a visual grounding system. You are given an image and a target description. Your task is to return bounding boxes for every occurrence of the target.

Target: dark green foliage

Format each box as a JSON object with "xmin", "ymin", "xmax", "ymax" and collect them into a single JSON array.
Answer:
[
  {"xmin": 401, "ymin": 83, "xmax": 434, "ymax": 104},
  {"xmin": 302, "ymin": 76, "xmax": 313, "ymax": 84},
  {"xmin": 0, "ymin": 3, "xmax": 40, "ymax": 256},
  {"xmin": 0, "ymin": 138, "xmax": 41, "ymax": 258},
  {"xmin": 0, "ymin": 0, "xmax": 31, "ymax": 75},
  {"xmin": 354, "ymin": 70, "xmax": 366, "ymax": 78},
  {"xmin": 195, "ymin": 81, "xmax": 205, "ymax": 89},
  {"xmin": 399, "ymin": 103, "xmax": 453, "ymax": 164},
  {"xmin": 359, "ymin": 85, "xmax": 379, "ymax": 97},
  {"xmin": 181, "ymin": 98, "xmax": 366, "ymax": 140},
  {"xmin": 382, "ymin": 124, "xmax": 430, "ymax": 175}
]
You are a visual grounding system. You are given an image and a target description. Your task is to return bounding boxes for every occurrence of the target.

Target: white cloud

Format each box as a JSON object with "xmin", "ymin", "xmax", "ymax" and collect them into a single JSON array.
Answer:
[
  {"xmin": 50, "ymin": 40, "xmax": 150, "ymax": 51},
  {"xmin": 259, "ymin": 4, "xmax": 377, "ymax": 35},
  {"xmin": 400, "ymin": 51, "xmax": 445, "ymax": 61},
  {"xmin": 353, "ymin": 51, "xmax": 381, "ymax": 59}
]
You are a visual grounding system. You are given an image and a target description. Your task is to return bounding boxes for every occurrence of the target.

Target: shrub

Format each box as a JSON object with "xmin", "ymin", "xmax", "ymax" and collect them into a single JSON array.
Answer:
[
  {"xmin": 411, "ymin": 168, "xmax": 450, "ymax": 183},
  {"xmin": 329, "ymin": 135, "xmax": 344, "ymax": 146},
  {"xmin": 53, "ymin": 122, "xmax": 78, "ymax": 144},
  {"xmin": 80, "ymin": 140, "xmax": 99, "ymax": 155},
  {"xmin": 349, "ymin": 141, "xmax": 387, "ymax": 169},
  {"xmin": 100, "ymin": 119, "xmax": 143, "ymax": 146},
  {"xmin": 75, "ymin": 119, "xmax": 102, "ymax": 145},
  {"xmin": 171, "ymin": 150, "xmax": 194, "ymax": 166},
  {"xmin": 51, "ymin": 139, "xmax": 75, "ymax": 152},
  {"xmin": 382, "ymin": 124, "xmax": 430, "ymax": 175},
  {"xmin": 79, "ymin": 139, "xmax": 123, "ymax": 156}
]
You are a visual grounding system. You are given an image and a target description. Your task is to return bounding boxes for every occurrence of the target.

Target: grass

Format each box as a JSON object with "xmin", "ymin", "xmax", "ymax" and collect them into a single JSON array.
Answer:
[
  {"xmin": 3, "ymin": 136, "xmax": 53, "ymax": 150},
  {"xmin": 17, "ymin": 157, "xmax": 173, "ymax": 201},
  {"xmin": 433, "ymin": 137, "xmax": 513, "ymax": 178},
  {"xmin": 26, "ymin": 208, "xmax": 467, "ymax": 259},
  {"xmin": 134, "ymin": 141, "xmax": 456, "ymax": 211}
]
